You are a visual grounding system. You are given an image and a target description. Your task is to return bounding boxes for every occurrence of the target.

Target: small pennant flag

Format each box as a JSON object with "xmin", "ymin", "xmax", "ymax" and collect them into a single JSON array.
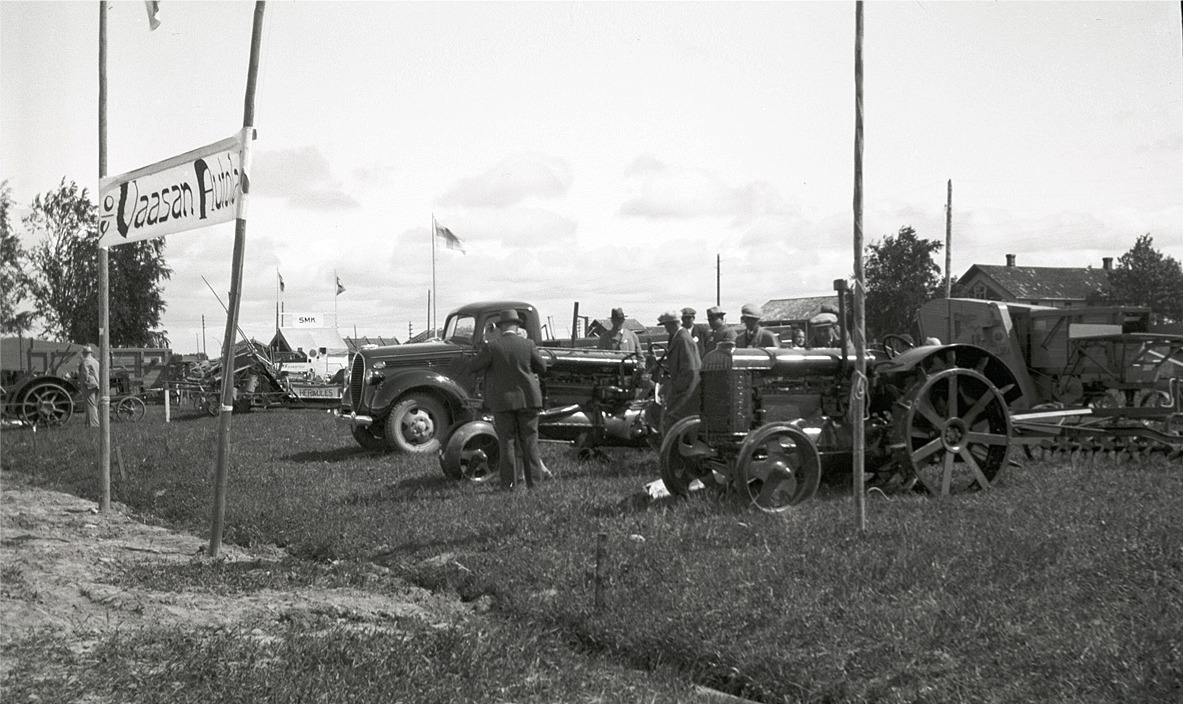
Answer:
[
  {"xmin": 434, "ymin": 219, "xmax": 466, "ymax": 254},
  {"xmin": 144, "ymin": 1, "xmax": 161, "ymax": 31},
  {"xmin": 336, "ymin": 276, "xmax": 346, "ymax": 296},
  {"xmin": 278, "ymin": 272, "xmax": 285, "ymax": 292}
]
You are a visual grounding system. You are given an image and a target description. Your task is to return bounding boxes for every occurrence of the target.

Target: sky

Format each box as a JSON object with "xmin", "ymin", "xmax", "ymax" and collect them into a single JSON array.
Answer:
[{"xmin": 3, "ymin": 1, "xmax": 1181, "ymax": 354}]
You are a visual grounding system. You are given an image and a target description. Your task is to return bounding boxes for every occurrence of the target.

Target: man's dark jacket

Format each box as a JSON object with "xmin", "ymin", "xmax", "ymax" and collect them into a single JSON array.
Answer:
[{"xmin": 470, "ymin": 331, "xmax": 547, "ymax": 411}]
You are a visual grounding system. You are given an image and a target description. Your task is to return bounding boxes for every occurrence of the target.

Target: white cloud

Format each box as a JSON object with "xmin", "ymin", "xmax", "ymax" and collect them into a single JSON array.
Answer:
[
  {"xmin": 252, "ymin": 146, "xmax": 360, "ymax": 211},
  {"xmin": 438, "ymin": 154, "xmax": 572, "ymax": 208},
  {"xmin": 619, "ymin": 156, "xmax": 791, "ymax": 221}
]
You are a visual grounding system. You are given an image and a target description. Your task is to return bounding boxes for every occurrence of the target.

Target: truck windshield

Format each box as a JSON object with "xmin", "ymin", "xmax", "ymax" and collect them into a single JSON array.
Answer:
[{"xmin": 444, "ymin": 315, "xmax": 477, "ymax": 345}]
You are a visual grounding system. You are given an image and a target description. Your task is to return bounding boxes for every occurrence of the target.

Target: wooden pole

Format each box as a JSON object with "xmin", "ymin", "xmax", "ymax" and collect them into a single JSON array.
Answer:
[
  {"xmin": 571, "ymin": 301, "xmax": 580, "ymax": 347},
  {"xmin": 98, "ymin": 0, "xmax": 111, "ymax": 512},
  {"xmin": 944, "ymin": 179, "xmax": 953, "ymax": 298},
  {"xmin": 594, "ymin": 532, "xmax": 607, "ymax": 610},
  {"xmin": 209, "ymin": 1, "xmax": 266, "ymax": 558},
  {"xmin": 431, "ymin": 215, "xmax": 437, "ymax": 335},
  {"xmin": 945, "ymin": 179, "xmax": 953, "ymax": 344},
  {"xmin": 852, "ymin": 0, "xmax": 867, "ymax": 535}
]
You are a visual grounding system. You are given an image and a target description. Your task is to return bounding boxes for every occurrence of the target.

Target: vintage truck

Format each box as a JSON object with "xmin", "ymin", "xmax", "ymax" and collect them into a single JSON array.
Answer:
[{"xmin": 336, "ymin": 301, "xmax": 658, "ymax": 469}]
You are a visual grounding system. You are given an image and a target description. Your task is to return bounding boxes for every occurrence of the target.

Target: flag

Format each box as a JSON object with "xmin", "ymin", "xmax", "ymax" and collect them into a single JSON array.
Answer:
[
  {"xmin": 434, "ymin": 220, "xmax": 466, "ymax": 254},
  {"xmin": 278, "ymin": 272, "xmax": 285, "ymax": 292},
  {"xmin": 336, "ymin": 276, "xmax": 346, "ymax": 296},
  {"xmin": 144, "ymin": 1, "xmax": 161, "ymax": 31}
]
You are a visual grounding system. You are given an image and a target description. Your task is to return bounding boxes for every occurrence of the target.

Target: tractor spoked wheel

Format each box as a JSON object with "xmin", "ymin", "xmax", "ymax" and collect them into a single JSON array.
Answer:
[{"xmin": 892, "ymin": 366, "xmax": 1013, "ymax": 496}]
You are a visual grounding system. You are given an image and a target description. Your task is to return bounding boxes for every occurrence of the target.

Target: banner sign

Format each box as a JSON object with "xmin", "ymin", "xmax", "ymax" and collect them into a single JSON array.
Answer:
[
  {"xmin": 292, "ymin": 314, "xmax": 322, "ymax": 328},
  {"xmin": 99, "ymin": 127, "xmax": 252, "ymax": 248}
]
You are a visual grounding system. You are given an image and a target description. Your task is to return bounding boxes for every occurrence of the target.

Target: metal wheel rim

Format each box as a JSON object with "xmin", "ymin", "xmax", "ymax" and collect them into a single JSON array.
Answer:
[
  {"xmin": 736, "ymin": 424, "xmax": 821, "ymax": 512},
  {"xmin": 896, "ymin": 366, "xmax": 1012, "ymax": 496},
  {"xmin": 658, "ymin": 415, "xmax": 706, "ymax": 497}
]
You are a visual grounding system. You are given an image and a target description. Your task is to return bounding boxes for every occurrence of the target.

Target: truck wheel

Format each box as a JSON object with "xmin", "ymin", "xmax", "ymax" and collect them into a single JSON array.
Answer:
[
  {"xmin": 384, "ymin": 393, "xmax": 448, "ymax": 454},
  {"xmin": 351, "ymin": 425, "xmax": 387, "ymax": 452}
]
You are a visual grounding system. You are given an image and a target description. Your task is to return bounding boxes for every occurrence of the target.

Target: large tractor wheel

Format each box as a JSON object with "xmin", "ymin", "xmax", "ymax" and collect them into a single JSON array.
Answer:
[
  {"xmin": 735, "ymin": 423, "xmax": 822, "ymax": 512},
  {"xmin": 384, "ymin": 393, "xmax": 449, "ymax": 454},
  {"xmin": 18, "ymin": 381, "xmax": 74, "ymax": 426},
  {"xmin": 658, "ymin": 415, "xmax": 711, "ymax": 497},
  {"xmin": 351, "ymin": 425, "xmax": 388, "ymax": 452},
  {"xmin": 892, "ymin": 365, "xmax": 1013, "ymax": 496},
  {"xmin": 439, "ymin": 421, "xmax": 499, "ymax": 481}
]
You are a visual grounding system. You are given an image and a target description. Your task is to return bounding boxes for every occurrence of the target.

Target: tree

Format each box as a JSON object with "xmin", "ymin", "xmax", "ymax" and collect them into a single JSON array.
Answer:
[
  {"xmin": 1, "ymin": 180, "xmax": 37, "ymax": 334},
  {"xmin": 1107, "ymin": 234, "xmax": 1183, "ymax": 324},
  {"xmin": 864, "ymin": 226, "xmax": 944, "ymax": 340},
  {"xmin": 23, "ymin": 179, "xmax": 172, "ymax": 345}
]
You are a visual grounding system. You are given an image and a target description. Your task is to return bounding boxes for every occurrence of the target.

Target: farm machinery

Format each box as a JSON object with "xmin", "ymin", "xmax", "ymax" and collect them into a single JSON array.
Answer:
[
  {"xmin": 179, "ymin": 340, "xmax": 342, "ymax": 415},
  {"xmin": 914, "ymin": 298, "xmax": 1183, "ymax": 460},
  {"xmin": 657, "ymin": 296, "xmax": 1181, "ymax": 513}
]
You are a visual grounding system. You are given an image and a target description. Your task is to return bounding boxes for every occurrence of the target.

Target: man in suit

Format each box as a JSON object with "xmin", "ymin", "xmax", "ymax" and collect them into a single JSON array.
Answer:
[
  {"xmin": 470, "ymin": 309, "xmax": 548, "ymax": 491},
  {"xmin": 681, "ymin": 307, "xmax": 711, "ymax": 359},
  {"xmin": 658, "ymin": 310, "xmax": 701, "ymax": 435},
  {"xmin": 597, "ymin": 307, "xmax": 641, "ymax": 352},
  {"xmin": 735, "ymin": 303, "xmax": 780, "ymax": 349},
  {"xmin": 703, "ymin": 305, "xmax": 737, "ymax": 354}
]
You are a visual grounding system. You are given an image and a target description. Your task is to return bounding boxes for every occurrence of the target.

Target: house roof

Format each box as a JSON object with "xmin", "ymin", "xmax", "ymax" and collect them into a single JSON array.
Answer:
[
  {"xmin": 959, "ymin": 264, "xmax": 1110, "ymax": 302},
  {"xmin": 761, "ymin": 295, "xmax": 840, "ymax": 324}
]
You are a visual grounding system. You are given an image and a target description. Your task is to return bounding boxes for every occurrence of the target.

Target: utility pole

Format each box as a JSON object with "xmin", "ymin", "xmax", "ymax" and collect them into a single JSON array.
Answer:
[
  {"xmin": 201, "ymin": 315, "xmax": 206, "ymax": 355},
  {"xmin": 945, "ymin": 179, "xmax": 953, "ymax": 344},
  {"xmin": 851, "ymin": 0, "xmax": 867, "ymax": 535},
  {"xmin": 945, "ymin": 179, "xmax": 953, "ymax": 298}
]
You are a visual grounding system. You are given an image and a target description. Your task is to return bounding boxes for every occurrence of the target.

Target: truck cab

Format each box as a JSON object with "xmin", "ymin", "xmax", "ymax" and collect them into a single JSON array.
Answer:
[{"xmin": 338, "ymin": 301, "xmax": 542, "ymax": 453}]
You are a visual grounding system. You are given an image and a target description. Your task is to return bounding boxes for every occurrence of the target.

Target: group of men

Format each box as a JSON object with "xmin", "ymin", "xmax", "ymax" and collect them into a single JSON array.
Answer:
[{"xmin": 469, "ymin": 301, "xmax": 844, "ymax": 492}]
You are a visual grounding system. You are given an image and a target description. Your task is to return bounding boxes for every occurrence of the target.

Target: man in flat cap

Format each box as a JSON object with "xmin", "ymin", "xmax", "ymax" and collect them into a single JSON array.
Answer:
[
  {"xmin": 77, "ymin": 344, "xmax": 100, "ymax": 427},
  {"xmin": 680, "ymin": 307, "xmax": 710, "ymax": 359},
  {"xmin": 735, "ymin": 303, "xmax": 779, "ymax": 349},
  {"xmin": 470, "ymin": 309, "xmax": 548, "ymax": 491},
  {"xmin": 657, "ymin": 310, "xmax": 701, "ymax": 434},
  {"xmin": 597, "ymin": 307, "xmax": 641, "ymax": 352},
  {"xmin": 703, "ymin": 305, "xmax": 736, "ymax": 354}
]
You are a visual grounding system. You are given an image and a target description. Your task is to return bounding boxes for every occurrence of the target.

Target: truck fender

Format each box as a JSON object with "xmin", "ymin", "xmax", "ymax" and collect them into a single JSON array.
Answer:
[
  {"xmin": 10, "ymin": 374, "xmax": 81, "ymax": 400},
  {"xmin": 371, "ymin": 368, "xmax": 474, "ymax": 423}
]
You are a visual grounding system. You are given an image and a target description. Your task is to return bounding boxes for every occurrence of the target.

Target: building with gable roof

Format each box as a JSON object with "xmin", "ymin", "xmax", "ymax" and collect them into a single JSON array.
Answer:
[{"xmin": 956, "ymin": 254, "xmax": 1113, "ymax": 309}]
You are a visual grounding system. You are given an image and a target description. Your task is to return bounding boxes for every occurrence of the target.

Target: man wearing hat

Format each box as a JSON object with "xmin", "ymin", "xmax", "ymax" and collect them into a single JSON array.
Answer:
[
  {"xmin": 703, "ymin": 305, "xmax": 736, "ymax": 353},
  {"xmin": 597, "ymin": 307, "xmax": 640, "ymax": 352},
  {"xmin": 735, "ymin": 303, "xmax": 779, "ymax": 349},
  {"xmin": 809, "ymin": 305, "xmax": 842, "ymax": 348},
  {"xmin": 470, "ymin": 310, "xmax": 548, "ymax": 491},
  {"xmin": 76, "ymin": 344, "xmax": 101, "ymax": 427},
  {"xmin": 657, "ymin": 310, "xmax": 701, "ymax": 434},
  {"xmin": 680, "ymin": 307, "xmax": 710, "ymax": 358}
]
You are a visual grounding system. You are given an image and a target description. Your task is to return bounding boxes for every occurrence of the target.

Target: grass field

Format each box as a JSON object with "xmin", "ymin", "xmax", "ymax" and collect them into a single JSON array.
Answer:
[{"xmin": 3, "ymin": 404, "xmax": 1181, "ymax": 703}]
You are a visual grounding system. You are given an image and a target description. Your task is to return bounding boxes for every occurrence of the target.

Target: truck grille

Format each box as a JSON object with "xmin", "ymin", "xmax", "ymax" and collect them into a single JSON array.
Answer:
[{"xmin": 349, "ymin": 354, "xmax": 366, "ymax": 409}]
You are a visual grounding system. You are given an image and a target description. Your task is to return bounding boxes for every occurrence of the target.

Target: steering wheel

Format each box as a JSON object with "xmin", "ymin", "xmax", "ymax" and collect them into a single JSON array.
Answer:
[{"xmin": 881, "ymin": 334, "xmax": 915, "ymax": 360}]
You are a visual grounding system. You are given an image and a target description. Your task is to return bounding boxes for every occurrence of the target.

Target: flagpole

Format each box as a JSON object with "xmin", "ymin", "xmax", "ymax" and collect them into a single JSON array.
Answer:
[
  {"xmin": 275, "ymin": 269, "xmax": 280, "ymax": 333},
  {"xmin": 97, "ymin": 0, "xmax": 111, "ymax": 512},
  {"xmin": 210, "ymin": 0, "xmax": 265, "ymax": 559},
  {"xmin": 334, "ymin": 269, "xmax": 338, "ymax": 326},
  {"xmin": 431, "ymin": 214, "xmax": 437, "ymax": 335}
]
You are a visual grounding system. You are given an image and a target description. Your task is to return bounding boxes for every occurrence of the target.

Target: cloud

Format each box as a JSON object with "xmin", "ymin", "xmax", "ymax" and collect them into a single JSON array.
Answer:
[
  {"xmin": 438, "ymin": 154, "xmax": 573, "ymax": 208},
  {"xmin": 251, "ymin": 146, "xmax": 360, "ymax": 211},
  {"xmin": 619, "ymin": 156, "xmax": 790, "ymax": 221}
]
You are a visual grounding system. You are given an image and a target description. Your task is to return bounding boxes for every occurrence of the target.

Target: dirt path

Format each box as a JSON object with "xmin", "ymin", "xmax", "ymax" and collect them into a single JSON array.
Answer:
[{"xmin": 0, "ymin": 473, "xmax": 475, "ymax": 675}]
